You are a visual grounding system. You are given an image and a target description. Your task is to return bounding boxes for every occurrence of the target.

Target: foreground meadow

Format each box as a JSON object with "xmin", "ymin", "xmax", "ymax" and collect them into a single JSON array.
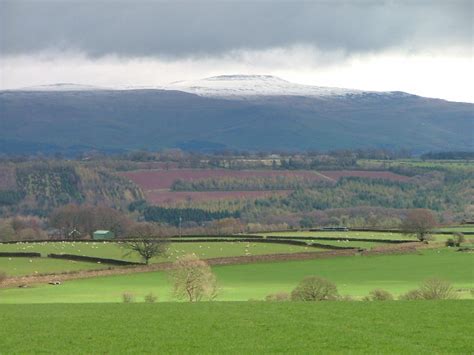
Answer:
[
  {"xmin": 1, "ymin": 248, "xmax": 471, "ymax": 303},
  {"xmin": 1, "ymin": 301, "xmax": 472, "ymax": 354}
]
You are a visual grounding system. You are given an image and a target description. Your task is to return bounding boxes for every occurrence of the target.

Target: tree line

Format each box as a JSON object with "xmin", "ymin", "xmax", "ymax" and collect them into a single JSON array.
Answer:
[
  {"xmin": 143, "ymin": 206, "xmax": 239, "ymax": 226},
  {"xmin": 171, "ymin": 176, "xmax": 329, "ymax": 192}
]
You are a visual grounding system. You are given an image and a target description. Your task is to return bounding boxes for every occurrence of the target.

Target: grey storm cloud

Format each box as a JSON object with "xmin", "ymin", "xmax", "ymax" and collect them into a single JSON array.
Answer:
[{"xmin": 1, "ymin": 0, "xmax": 472, "ymax": 58}]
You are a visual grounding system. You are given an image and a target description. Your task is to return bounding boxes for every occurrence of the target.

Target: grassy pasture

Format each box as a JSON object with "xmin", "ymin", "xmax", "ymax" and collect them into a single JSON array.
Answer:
[
  {"xmin": 0, "ymin": 257, "xmax": 109, "ymax": 277},
  {"xmin": 301, "ymin": 239, "xmax": 382, "ymax": 249},
  {"xmin": 357, "ymin": 158, "xmax": 474, "ymax": 171},
  {"xmin": 1, "ymin": 301, "xmax": 472, "ymax": 354},
  {"xmin": 259, "ymin": 230, "xmax": 454, "ymax": 242},
  {"xmin": 436, "ymin": 225, "xmax": 474, "ymax": 233},
  {"xmin": 0, "ymin": 241, "xmax": 321, "ymax": 276},
  {"xmin": 0, "ymin": 241, "xmax": 320, "ymax": 261},
  {"xmin": 1, "ymin": 248, "xmax": 471, "ymax": 303}
]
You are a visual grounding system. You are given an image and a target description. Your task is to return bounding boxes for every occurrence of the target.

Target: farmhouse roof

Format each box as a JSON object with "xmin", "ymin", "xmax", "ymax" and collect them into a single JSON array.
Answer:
[{"xmin": 94, "ymin": 230, "xmax": 111, "ymax": 234}]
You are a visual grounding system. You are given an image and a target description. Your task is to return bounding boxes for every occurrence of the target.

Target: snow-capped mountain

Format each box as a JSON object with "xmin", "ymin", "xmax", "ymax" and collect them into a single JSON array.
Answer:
[
  {"xmin": 1, "ymin": 78, "xmax": 472, "ymax": 154},
  {"xmin": 165, "ymin": 75, "xmax": 366, "ymax": 98},
  {"xmin": 16, "ymin": 83, "xmax": 110, "ymax": 91}
]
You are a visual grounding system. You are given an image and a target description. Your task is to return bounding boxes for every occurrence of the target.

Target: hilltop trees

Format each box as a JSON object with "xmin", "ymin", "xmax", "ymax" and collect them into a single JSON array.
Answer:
[{"xmin": 401, "ymin": 209, "xmax": 437, "ymax": 241}]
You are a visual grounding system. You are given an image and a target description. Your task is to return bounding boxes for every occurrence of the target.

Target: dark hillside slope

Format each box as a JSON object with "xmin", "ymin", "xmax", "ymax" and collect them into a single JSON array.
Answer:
[{"xmin": 0, "ymin": 89, "xmax": 472, "ymax": 153}]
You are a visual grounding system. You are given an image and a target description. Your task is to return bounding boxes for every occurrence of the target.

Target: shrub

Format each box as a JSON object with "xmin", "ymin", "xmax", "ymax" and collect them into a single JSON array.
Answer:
[
  {"xmin": 445, "ymin": 238, "xmax": 456, "ymax": 247},
  {"xmin": 446, "ymin": 233, "xmax": 465, "ymax": 247},
  {"xmin": 265, "ymin": 292, "xmax": 290, "ymax": 302},
  {"xmin": 399, "ymin": 279, "xmax": 458, "ymax": 300},
  {"xmin": 454, "ymin": 232, "xmax": 465, "ymax": 246},
  {"xmin": 144, "ymin": 293, "xmax": 158, "ymax": 303},
  {"xmin": 122, "ymin": 292, "xmax": 135, "ymax": 303},
  {"xmin": 291, "ymin": 276, "xmax": 339, "ymax": 301},
  {"xmin": 367, "ymin": 289, "xmax": 394, "ymax": 301},
  {"xmin": 399, "ymin": 289, "xmax": 423, "ymax": 300},
  {"xmin": 419, "ymin": 278, "xmax": 458, "ymax": 300}
]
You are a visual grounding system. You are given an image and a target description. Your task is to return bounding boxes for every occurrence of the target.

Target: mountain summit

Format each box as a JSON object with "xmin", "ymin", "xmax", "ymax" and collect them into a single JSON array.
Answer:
[
  {"xmin": 1, "ymin": 74, "xmax": 472, "ymax": 154},
  {"xmin": 166, "ymin": 75, "xmax": 366, "ymax": 98}
]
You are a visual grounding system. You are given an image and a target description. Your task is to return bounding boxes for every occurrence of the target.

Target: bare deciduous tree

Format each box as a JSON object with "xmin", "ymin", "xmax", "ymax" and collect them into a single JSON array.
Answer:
[
  {"xmin": 169, "ymin": 254, "xmax": 218, "ymax": 302},
  {"xmin": 401, "ymin": 209, "xmax": 437, "ymax": 242},
  {"xmin": 124, "ymin": 239, "xmax": 167, "ymax": 265},
  {"xmin": 419, "ymin": 278, "xmax": 458, "ymax": 300},
  {"xmin": 400, "ymin": 278, "xmax": 458, "ymax": 300},
  {"xmin": 123, "ymin": 223, "xmax": 168, "ymax": 264}
]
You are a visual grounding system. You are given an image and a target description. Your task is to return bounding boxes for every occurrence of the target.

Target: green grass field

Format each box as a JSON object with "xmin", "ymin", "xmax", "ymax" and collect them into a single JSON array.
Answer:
[
  {"xmin": 259, "ymin": 230, "xmax": 454, "ymax": 242},
  {"xmin": 1, "ymin": 301, "xmax": 472, "ymax": 354},
  {"xmin": 298, "ymin": 239, "xmax": 382, "ymax": 249},
  {"xmin": 357, "ymin": 158, "xmax": 474, "ymax": 171},
  {"xmin": 436, "ymin": 226, "xmax": 474, "ymax": 233},
  {"xmin": 1, "ymin": 248, "xmax": 472, "ymax": 303},
  {"xmin": 0, "ymin": 241, "xmax": 320, "ymax": 271},
  {"xmin": 0, "ymin": 257, "xmax": 109, "ymax": 277},
  {"xmin": 260, "ymin": 230, "xmax": 413, "ymax": 239}
]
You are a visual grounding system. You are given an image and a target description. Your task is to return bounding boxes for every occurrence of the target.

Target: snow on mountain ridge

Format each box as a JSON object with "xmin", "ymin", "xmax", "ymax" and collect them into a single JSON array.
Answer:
[
  {"xmin": 9, "ymin": 76, "xmax": 414, "ymax": 100},
  {"xmin": 166, "ymin": 75, "xmax": 365, "ymax": 98},
  {"xmin": 16, "ymin": 83, "xmax": 110, "ymax": 91}
]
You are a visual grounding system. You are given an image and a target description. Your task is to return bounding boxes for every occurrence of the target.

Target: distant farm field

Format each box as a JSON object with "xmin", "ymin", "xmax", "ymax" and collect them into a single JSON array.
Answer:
[
  {"xmin": 436, "ymin": 225, "xmax": 474, "ymax": 233},
  {"xmin": 259, "ymin": 230, "xmax": 455, "ymax": 242},
  {"xmin": 0, "ymin": 241, "xmax": 321, "ymax": 276},
  {"xmin": 318, "ymin": 170, "xmax": 411, "ymax": 182},
  {"xmin": 0, "ymin": 257, "xmax": 109, "ymax": 277},
  {"xmin": 119, "ymin": 169, "xmax": 329, "ymax": 190},
  {"xmin": 145, "ymin": 189, "xmax": 290, "ymax": 204},
  {"xmin": 119, "ymin": 168, "xmax": 410, "ymax": 204},
  {"xmin": 1, "ymin": 248, "xmax": 471, "ymax": 303},
  {"xmin": 1, "ymin": 301, "xmax": 472, "ymax": 354}
]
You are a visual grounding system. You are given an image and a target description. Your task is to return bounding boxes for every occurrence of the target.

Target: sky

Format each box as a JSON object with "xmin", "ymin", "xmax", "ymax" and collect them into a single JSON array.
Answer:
[{"xmin": 1, "ymin": 0, "xmax": 473, "ymax": 102}]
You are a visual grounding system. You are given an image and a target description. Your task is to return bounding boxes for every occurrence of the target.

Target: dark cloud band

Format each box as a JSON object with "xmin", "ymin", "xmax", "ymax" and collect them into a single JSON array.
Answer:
[{"xmin": 1, "ymin": 1, "xmax": 472, "ymax": 57}]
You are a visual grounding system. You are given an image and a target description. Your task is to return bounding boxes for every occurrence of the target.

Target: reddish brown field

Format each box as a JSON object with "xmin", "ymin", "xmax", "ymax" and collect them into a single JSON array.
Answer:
[
  {"xmin": 119, "ymin": 168, "xmax": 410, "ymax": 205},
  {"xmin": 119, "ymin": 169, "xmax": 328, "ymax": 190},
  {"xmin": 319, "ymin": 170, "xmax": 411, "ymax": 182},
  {"xmin": 146, "ymin": 190, "xmax": 291, "ymax": 204}
]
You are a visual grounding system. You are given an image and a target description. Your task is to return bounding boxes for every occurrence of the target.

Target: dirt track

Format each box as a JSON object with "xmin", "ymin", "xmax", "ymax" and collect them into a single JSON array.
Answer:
[{"xmin": 0, "ymin": 242, "xmax": 436, "ymax": 288}]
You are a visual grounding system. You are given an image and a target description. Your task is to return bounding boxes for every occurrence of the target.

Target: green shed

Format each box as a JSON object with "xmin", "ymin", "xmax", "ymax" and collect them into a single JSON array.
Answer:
[{"xmin": 93, "ymin": 230, "xmax": 115, "ymax": 240}]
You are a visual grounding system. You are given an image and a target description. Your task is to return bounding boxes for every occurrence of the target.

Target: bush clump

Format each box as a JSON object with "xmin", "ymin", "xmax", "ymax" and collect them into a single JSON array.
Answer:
[
  {"xmin": 446, "ymin": 232, "xmax": 465, "ymax": 247},
  {"xmin": 122, "ymin": 292, "xmax": 135, "ymax": 303},
  {"xmin": 400, "ymin": 278, "xmax": 458, "ymax": 300},
  {"xmin": 364, "ymin": 289, "xmax": 394, "ymax": 301},
  {"xmin": 265, "ymin": 292, "xmax": 290, "ymax": 302},
  {"xmin": 144, "ymin": 293, "xmax": 158, "ymax": 303},
  {"xmin": 418, "ymin": 278, "xmax": 458, "ymax": 300},
  {"xmin": 291, "ymin": 276, "xmax": 339, "ymax": 301},
  {"xmin": 399, "ymin": 289, "xmax": 423, "ymax": 300}
]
